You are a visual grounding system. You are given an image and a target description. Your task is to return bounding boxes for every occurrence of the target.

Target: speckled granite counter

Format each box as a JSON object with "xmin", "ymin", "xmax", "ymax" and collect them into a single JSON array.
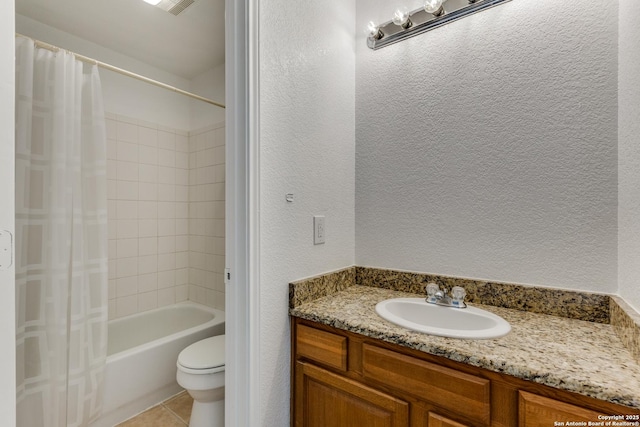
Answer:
[{"xmin": 290, "ymin": 284, "xmax": 640, "ymax": 410}]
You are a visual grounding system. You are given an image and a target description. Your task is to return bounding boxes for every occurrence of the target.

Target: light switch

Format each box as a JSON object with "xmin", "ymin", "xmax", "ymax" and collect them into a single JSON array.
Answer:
[{"xmin": 313, "ymin": 216, "xmax": 325, "ymax": 245}]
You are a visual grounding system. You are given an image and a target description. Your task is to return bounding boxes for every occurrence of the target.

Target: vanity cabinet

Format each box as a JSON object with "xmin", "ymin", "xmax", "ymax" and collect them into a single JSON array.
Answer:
[
  {"xmin": 296, "ymin": 361, "xmax": 409, "ymax": 427},
  {"xmin": 518, "ymin": 391, "xmax": 609, "ymax": 427},
  {"xmin": 291, "ymin": 318, "xmax": 639, "ymax": 427}
]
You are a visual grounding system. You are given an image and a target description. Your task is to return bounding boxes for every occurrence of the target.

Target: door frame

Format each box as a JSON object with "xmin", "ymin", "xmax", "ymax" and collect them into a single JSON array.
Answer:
[
  {"xmin": 225, "ymin": 0, "xmax": 261, "ymax": 426},
  {"xmin": 0, "ymin": 0, "xmax": 16, "ymax": 424}
]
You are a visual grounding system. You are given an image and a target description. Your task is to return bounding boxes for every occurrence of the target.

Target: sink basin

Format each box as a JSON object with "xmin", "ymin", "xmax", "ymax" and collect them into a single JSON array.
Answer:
[{"xmin": 375, "ymin": 298, "xmax": 511, "ymax": 339}]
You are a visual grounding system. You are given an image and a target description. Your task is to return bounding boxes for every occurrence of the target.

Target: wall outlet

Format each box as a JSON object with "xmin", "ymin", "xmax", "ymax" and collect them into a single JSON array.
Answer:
[{"xmin": 313, "ymin": 216, "xmax": 325, "ymax": 245}]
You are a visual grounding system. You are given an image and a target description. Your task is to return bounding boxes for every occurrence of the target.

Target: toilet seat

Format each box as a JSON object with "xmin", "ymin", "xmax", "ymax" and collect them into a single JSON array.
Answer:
[{"xmin": 177, "ymin": 335, "xmax": 225, "ymax": 375}]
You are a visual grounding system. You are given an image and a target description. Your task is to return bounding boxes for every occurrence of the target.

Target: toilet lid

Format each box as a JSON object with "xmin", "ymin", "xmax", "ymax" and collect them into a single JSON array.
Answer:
[{"xmin": 178, "ymin": 335, "xmax": 225, "ymax": 370}]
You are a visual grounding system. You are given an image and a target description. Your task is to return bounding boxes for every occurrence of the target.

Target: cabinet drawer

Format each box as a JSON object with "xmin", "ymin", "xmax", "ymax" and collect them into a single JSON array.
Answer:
[
  {"xmin": 362, "ymin": 344, "xmax": 490, "ymax": 425},
  {"xmin": 296, "ymin": 324, "xmax": 348, "ymax": 371},
  {"xmin": 519, "ymin": 391, "xmax": 607, "ymax": 427}
]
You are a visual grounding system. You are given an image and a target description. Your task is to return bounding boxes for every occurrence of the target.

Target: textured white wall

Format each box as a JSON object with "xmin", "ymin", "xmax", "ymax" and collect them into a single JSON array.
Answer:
[
  {"xmin": 16, "ymin": 15, "xmax": 194, "ymax": 130},
  {"xmin": 190, "ymin": 64, "xmax": 225, "ymax": 130},
  {"xmin": 259, "ymin": 0, "xmax": 356, "ymax": 425},
  {"xmin": 618, "ymin": 0, "xmax": 640, "ymax": 311},
  {"xmin": 355, "ymin": 0, "xmax": 618, "ymax": 292}
]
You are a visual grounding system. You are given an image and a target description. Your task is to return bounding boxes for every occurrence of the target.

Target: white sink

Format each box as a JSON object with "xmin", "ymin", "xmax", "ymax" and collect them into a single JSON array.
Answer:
[{"xmin": 375, "ymin": 298, "xmax": 511, "ymax": 339}]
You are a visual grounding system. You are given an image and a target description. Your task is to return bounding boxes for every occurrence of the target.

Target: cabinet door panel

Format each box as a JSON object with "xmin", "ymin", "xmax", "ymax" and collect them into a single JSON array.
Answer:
[
  {"xmin": 295, "ymin": 361, "xmax": 409, "ymax": 427},
  {"xmin": 428, "ymin": 412, "xmax": 470, "ymax": 427},
  {"xmin": 362, "ymin": 344, "xmax": 490, "ymax": 425},
  {"xmin": 519, "ymin": 391, "xmax": 606, "ymax": 427}
]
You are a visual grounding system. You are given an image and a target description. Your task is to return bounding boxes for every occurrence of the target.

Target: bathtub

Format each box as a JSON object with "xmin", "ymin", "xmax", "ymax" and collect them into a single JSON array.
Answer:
[{"xmin": 91, "ymin": 302, "xmax": 225, "ymax": 427}]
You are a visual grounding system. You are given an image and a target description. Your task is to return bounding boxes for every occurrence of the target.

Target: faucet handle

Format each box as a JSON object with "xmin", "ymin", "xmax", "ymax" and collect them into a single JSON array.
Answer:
[
  {"xmin": 451, "ymin": 286, "xmax": 467, "ymax": 308},
  {"xmin": 425, "ymin": 282, "xmax": 439, "ymax": 303}
]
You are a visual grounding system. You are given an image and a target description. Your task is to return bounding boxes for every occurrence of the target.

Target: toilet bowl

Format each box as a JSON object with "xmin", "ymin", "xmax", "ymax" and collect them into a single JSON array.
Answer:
[{"xmin": 176, "ymin": 335, "xmax": 225, "ymax": 427}]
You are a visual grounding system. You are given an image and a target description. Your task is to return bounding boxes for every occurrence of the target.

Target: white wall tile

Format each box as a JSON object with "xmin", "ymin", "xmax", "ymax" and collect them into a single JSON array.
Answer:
[
  {"xmin": 138, "ymin": 201, "xmax": 158, "ymax": 219},
  {"xmin": 107, "ymin": 115, "xmax": 225, "ymax": 316},
  {"xmin": 158, "ymin": 236, "xmax": 175, "ymax": 253},
  {"xmin": 175, "ymin": 285, "xmax": 188, "ymax": 302},
  {"xmin": 175, "ymin": 152, "xmax": 189, "ymax": 169},
  {"xmin": 139, "ymin": 164, "xmax": 158, "ymax": 183},
  {"xmin": 108, "ymin": 279, "xmax": 117, "ymax": 299},
  {"xmin": 158, "ymin": 270, "xmax": 175, "ymax": 289},
  {"xmin": 158, "ymin": 131, "xmax": 175, "ymax": 150},
  {"xmin": 158, "ymin": 253, "xmax": 176, "ymax": 271},
  {"xmin": 138, "ymin": 273, "xmax": 158, "ymax": 293},
  {"xmin": 158, "ymin": 202, "xmax": 176, "ymax": 219},
  {"xmin": 106, "ymin": 119, "xmax": 117, "ymax": 140},
  {"xmin": 139, "ymin": 237, "xmax": 158, "ymax": 256},
  {"xmin": 107, "ymin": 161, "xmax": 118, "ymax": 181},
  {"xmin": 158, "ymin": 288, "xmax": 176, "ymax": 307},
  {"xmin": 138, "ymin": 292, "xmax": 158, "ymax": 312},
  {"xmin": 158, "ymin": 219, "xmax": 175, "ymax": 236},
  {"xmin": 117, "ymin": 238, "xmax": 138, "ymax": 258},
  {"xmin": 117, "ymin": 201, "xmax": 138, "ymax": 219},
  {"xmin": 116, "ymin": 257, "xmax": 138, "ymax": 279},
  {"xmin": 116, "ymin": 276, "xmax": 138, "ymax": 297},
  {"xmin": 116, "ymin": 219, "xmax": 138, "ymax": 239},
  {"xmin": 117, "ymin": 121, "xmax": 138, "ymax": 143},
  {"xmin": 175, "ymin": 169, "xmax": 189, "ymax": 186},
  {"xmin": 138, "ymin": 182, "xmax": 158, "ymax": 201},
  {"xmin": 158, "ymin": 184, "xmax": 175, "ymax": 201},
  {"xmin": 176, "ymin": 252, "xmax": 189, "ymax": 269},
  {"xmin": 138, "ymin": 127, "xmax": 158, "ymax": 148},
  {"xmin": 138, "ymin": 255, "xmax": 158, "ymax": 275},
  {"xmin": 107, "ymin": 180, "xmax": 118, "ymax": 200},
  {"xmin": 158, "ymin": 166, "xmax": 175, "ymax": 184},
  {"xmin": 139, "ymin": 146, "xmax": 158, "ymax": 166},
  {"xmin": 116, "ymin": 295, "xmax": 138, "ymax": 318},
  {"xmin": 117, "ymin": 181, "xmax": 139, "ymax": 200},
  {"xmin": 117, "ymin": 161, "xmax": 138, "ymax": 182},
  {"xmin": 139, "ymin": 220, "xmax": 158, "ymax": 237},
  {"xmin": 107, "ymin": 140, "xmax": 118, "ymax": 160},
  {"xmin": 117, "ymin": 141, "xmax": 139, "ymax": 163}
]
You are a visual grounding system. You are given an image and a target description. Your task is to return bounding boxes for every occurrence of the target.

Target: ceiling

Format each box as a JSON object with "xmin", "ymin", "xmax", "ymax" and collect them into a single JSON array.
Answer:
[{"xmin": 15, "ymin": 0, "xmax": 225, "ymax": 79}]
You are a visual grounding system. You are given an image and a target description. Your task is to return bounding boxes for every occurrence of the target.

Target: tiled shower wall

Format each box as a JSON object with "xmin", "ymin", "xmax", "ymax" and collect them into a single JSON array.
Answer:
[
  {"xmin": 106, "ymin": 113, "xmax": 225, "ymax": 319},
  {"xmin": 187, "ymin": 123, "xmax": 226, "ymax": 311}
]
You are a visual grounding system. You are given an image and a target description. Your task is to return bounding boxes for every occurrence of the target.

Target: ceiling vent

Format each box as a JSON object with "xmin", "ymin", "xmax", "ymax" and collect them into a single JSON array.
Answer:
[{"xmin": 156, "ymin": 0, "xmax": 195, "ymax": 16}]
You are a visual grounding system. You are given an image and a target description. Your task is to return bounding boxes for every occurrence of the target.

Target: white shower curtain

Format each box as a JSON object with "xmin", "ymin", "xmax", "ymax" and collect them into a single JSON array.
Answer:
[{"xmin": 14, "ymin": 36, "xmax": 109, "ymax": 427}]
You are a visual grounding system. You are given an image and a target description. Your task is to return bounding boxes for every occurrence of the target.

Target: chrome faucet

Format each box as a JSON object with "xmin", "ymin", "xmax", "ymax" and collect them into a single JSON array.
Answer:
[{"xmin": 425, "ymin": 283, "xmax": 467, "ymax": 308}]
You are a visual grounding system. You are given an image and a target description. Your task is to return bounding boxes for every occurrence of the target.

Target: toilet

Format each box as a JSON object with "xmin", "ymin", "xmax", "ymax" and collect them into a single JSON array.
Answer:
[{"xmin": 176, "ymin": 335, "xmax": 225, "ymax": 427}]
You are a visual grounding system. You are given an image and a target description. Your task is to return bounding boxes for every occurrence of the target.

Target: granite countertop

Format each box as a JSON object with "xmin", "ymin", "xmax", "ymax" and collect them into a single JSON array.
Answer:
[{"xmin": 290, "ymin": 285, "xmax": 640, "ymax": 409}]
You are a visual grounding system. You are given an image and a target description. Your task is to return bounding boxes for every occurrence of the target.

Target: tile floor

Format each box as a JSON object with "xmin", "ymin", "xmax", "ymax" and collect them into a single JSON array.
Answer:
[{"xmin": 117, "ymin": 391, "xmax": 193, "ymax": 426}]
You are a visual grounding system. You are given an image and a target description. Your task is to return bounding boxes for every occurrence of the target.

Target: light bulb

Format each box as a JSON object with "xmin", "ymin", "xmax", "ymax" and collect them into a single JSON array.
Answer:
[
  {"xmin": 365, "ymin": 21, "xmax": 383, "ymax": 40},
  {"xmin": 143, "ymin": 0, "xmax": 162, "ymax": 5},
  {"xmin": 392, "ymin": 7, "xmax": 412, "ymax": 29},
  {"xmin": 424, "ymin": 0, "xmax": 445, "ymax": 16}
]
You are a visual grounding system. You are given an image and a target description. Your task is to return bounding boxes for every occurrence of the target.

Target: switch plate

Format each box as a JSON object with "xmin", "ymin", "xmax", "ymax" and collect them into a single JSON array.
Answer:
[{"xmin": 313, "ymin": 216, "xmax": 325, "ymax": 245}]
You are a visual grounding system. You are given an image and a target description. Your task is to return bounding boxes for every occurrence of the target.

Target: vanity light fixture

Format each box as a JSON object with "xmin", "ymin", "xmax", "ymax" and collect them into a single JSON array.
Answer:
[
  {"xmin": 392, "ymin": 7, "xmax": 412, "ymax": 29},
  {"xmin": 366, "ymin": 0, "xmax": 512, "ymax": 50},
  {"xmin": 366, "ymin": 21, "xmax": 384, "ymax": 40},
  {"xmin": 141, "ymin": 0, "xmax": 196, "ymax": 16},
  {"xmin": 424, "ymin": 0, "xmax": 445, "ymax": 16}
]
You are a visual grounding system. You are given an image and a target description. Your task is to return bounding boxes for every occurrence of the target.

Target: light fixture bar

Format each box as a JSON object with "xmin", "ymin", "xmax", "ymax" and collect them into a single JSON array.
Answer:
[{"xmin": 367, "ymin": 0, "xmax": 512, "ymax": 50}]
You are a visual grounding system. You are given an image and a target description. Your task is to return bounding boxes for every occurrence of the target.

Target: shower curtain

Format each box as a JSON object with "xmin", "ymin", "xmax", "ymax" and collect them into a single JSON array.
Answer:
[{"xmin": 14, "ymin": 36, "xmax": 109, "ymax": 427}]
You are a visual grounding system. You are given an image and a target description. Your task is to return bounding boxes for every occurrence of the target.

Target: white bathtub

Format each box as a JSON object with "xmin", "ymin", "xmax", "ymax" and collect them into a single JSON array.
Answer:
[{"xmin": 91, "ymin": 302, "xmax": 225, "ymax": 427}]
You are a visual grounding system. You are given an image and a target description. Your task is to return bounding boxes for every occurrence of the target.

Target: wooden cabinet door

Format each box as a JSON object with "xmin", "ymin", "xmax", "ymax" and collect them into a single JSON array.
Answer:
[
  {"xmin": 427, "ymin": 412, "xmax": 470, "ymax": 427},
  {"xmin": 295, "ymin": 361, "xmax": 409, "ymax": 427},
  {"xmin": 519, "ymin": 391, "xmax": 606, "ymax": 426}
]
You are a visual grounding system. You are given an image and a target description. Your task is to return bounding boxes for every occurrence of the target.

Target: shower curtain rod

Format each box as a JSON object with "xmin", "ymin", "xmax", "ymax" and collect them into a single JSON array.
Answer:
[{"xmin": 16, "ymin": 33, "xmax": 226, "ymax": 109}]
